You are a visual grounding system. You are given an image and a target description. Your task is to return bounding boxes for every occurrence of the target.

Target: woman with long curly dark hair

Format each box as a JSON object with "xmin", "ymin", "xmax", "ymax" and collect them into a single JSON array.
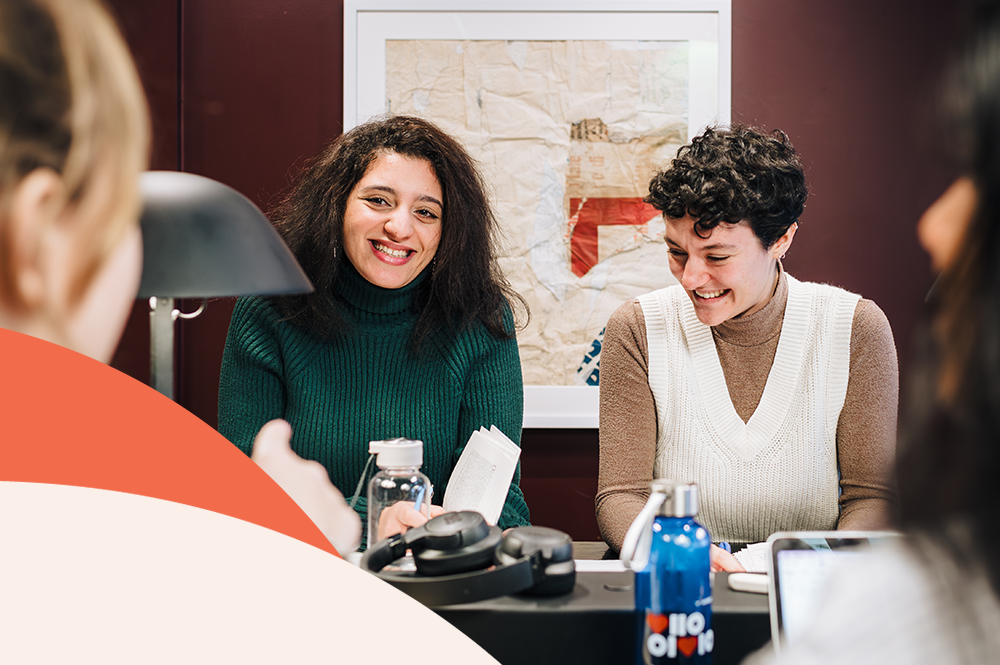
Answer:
[
  {"xmin": 598, "ymin": 125, "xmax": 899, "ymax": 570},
  {"xmin": 218, "ymin": 115, "xmax": 531, "ymax": 545}
]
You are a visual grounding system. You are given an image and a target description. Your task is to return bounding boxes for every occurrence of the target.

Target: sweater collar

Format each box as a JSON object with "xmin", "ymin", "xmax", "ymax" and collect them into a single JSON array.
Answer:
[
  {"xmin": 712, "ymin": 264, "xmax": 788, "ymax": 347},
  {"xmin": 335, "ymin": 260, "xmax": 430, "ymax": 315}
]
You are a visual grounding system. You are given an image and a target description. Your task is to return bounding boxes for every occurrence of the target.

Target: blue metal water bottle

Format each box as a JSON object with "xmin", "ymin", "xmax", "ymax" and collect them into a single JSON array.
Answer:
[{"xmin": 636, "ymin": 481, "xmax": 713, "ymax": 664}]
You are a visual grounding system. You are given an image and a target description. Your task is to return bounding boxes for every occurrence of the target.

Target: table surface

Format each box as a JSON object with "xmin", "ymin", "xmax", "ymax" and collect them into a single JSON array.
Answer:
[
  {"xmin": 572, "ymin": 541, "xmax": 618, "ymax": 560},
  {"xmin": 434, "ymin": 543, "xmax": 772, "ymax": 664}
]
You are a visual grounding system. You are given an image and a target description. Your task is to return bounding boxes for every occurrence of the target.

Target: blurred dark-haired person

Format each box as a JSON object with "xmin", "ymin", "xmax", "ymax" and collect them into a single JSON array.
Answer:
[
  {"xmin": 218, "ymin": 115, "xmax": 531, "ymax": 546},
  {"xmin": 597, "ymin": 125, "xmax": 899, "ymax": 571},
  {"xmin": 746, "ymin": 2, "xmax": 1000, "ymax": 661}
]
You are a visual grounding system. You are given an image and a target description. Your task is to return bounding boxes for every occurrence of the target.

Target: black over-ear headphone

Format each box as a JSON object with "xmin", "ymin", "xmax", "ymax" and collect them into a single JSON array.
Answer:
[{"xmin": 360, "ymin": 511, "xmax": 576, "ymax": 607}]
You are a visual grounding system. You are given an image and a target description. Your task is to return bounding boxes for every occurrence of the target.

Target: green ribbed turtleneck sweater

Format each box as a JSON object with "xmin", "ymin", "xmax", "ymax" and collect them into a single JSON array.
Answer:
[{"xmin": 218, "ymin": 262, "xmax": 531, "ymax": 538}]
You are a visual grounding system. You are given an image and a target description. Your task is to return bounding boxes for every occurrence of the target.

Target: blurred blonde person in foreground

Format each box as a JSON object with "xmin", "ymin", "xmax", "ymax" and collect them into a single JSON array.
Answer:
[{"xmin": 0, "ymin": 0, "xmax": 359, "ymax": 554}]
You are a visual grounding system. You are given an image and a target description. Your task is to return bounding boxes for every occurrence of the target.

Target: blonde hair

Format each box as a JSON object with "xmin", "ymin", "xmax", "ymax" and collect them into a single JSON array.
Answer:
[{"xmin": 0, "ymin": 0, "xmax": 149, "ymax": 309}]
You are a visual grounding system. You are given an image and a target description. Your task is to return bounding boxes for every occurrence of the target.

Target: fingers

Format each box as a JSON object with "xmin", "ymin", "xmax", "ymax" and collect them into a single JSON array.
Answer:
[
  {"xmin": 249, "ymin": 419, "xmax": 293, "ymax": 461},
  {"xmin": 710, "ymin": 544, "xmax": 746, "ymax": 572},
  {"xmin": 250, "ymin": 419, "xmax": 362, "ymax": 554},
  {"xmin": 378, "ymin": 501, "xmax": 418, "ymax": 540},
  {"xmin": 301, "ymin": 458, "xmax": 336, "ymax": 487},
  {"xmin": 376, "ymin": 501, "xmax": 448, "ymax": 540},
  {"xmin": 399, "ymin": 507, "xmax": 429, "ymax": 529}
]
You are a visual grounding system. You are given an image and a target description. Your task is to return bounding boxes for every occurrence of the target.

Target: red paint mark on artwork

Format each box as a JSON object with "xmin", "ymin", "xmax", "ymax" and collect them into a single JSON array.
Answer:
[{"xmin": 569, "ymin": 197, "xmax": 660, "ymax": 277}]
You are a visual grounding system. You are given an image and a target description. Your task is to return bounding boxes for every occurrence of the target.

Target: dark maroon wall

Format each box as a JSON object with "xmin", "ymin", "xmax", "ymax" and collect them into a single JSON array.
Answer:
[
  {"xmin": 175, "ymin": 1, "xmax": 344, "ymax": 419},
  {"xmin": 108, "ymin": 0, "xmax": 345, "ymax": 413},
  {"xmin": 732, "ymin": 0, "xmax": 970, "ymax": 371},
  {"xmin": 106, "ymin": 0, "xmax": 972, "ymax": 541}
]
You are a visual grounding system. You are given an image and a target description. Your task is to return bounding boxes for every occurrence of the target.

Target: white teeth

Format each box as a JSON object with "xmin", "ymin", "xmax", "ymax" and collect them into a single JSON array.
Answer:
[
  {"xmin": 696, "ymin": 289, "xmax": 726, "ymax": 299},
  {"xmin": 373, "ymin": 241, "xmax": 410, "ymax": 258}
]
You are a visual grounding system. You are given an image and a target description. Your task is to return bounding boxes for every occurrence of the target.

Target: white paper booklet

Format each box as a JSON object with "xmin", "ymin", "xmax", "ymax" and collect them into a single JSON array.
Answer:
[
  {"xmin": 442, "ymin": 425, "xmax": 520, "ymax": 525},
  {"xmin": 734, "ymin": 542, "xmax": 770, "ymax": 573}
]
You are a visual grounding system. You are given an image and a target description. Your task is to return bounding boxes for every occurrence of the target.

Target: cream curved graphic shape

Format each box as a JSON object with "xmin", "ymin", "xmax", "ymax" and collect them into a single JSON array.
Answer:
[{"xmin": 0, "ymin": 482, "xmax": 498, "ymax": 664}]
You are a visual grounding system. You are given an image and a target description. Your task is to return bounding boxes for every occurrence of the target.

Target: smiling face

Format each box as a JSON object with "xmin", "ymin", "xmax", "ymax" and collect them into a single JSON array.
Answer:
[
  {"xmin": 664, "ymin": 216, "xmax": 796, "ymax": 327},
  {"xmin": 342, "ymin": 152, "xmax": 443, "ymax": 289}
]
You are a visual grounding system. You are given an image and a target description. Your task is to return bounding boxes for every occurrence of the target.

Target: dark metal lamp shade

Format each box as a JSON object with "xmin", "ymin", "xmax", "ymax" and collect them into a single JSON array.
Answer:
[
  {"xmin": 137, "ymin": 170, "xmax": 313, "ymax": 299},
  {"xmin": 135, "ymin": 171, "xmax": 312, "ymax": 399}
]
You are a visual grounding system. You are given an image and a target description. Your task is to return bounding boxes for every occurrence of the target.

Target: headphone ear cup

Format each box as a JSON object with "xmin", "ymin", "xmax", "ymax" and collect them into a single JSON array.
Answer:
[
  {"xmin": 413, "ymin": 525, "xmax": 502, "ymax": 576},
  {"xmin": 359, "ymin": 531, "xmax": 410, "ymax": 574},
  {"xmin": 496, "ymin": 526, "xmax": 576, "ymax": 596},
  {"xmin": 409, "ymin": 512, "xmax": 504, "ymax": 576}
]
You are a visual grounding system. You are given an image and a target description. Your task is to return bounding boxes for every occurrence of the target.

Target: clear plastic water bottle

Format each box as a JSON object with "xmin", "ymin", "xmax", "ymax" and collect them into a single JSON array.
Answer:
[
  {"xmin": 635, "ymin": 480, "xmax": 713, "ymax": 664},
  {"xmin": 367, "ymin": 438, "xmax": 432, "ymax": 549}
]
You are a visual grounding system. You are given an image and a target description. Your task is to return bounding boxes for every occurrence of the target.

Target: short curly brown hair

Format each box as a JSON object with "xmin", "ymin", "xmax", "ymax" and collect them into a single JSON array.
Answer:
[{"xmin": 644, "ymin": 125, "xmax": 806, "ymax": 248}]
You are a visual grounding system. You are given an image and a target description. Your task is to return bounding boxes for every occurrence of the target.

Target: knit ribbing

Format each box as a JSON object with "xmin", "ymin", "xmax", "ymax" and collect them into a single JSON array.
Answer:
[
  {"xmin": 639, "ymin": 276, "xmax": 859, "ymax": 543},
  {"xmin": 218, "ymin": 262, "xmax": 531, "ymax": 541}
]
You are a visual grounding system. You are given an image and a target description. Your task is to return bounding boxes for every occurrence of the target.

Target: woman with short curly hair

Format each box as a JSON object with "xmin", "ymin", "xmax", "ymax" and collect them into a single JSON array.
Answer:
[{"xmin": 597, "ymin": 125, "xmax": 899, "ymax": 570}]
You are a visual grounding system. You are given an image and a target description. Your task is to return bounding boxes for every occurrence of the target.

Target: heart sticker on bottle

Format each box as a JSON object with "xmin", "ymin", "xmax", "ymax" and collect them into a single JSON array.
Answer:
[{"xmin": 646, "ymin": 613, "xmax": 668, "ymax": 633}]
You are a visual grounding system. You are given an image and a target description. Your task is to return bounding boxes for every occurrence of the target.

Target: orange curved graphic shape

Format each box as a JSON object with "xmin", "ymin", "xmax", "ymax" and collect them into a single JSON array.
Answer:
[{"xmin": 0, "ymin": 328, "xmax": 336, "ymax": 556}]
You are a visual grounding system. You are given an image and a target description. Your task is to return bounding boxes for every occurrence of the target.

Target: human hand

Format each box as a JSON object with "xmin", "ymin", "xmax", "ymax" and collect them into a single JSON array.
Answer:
[
  {"xmin": 710, "ymin": 544, "xmax": 746, "ymax": 572},
  {"xmin": 251, "ymin": 419, "xmax": 362, "ymax": 555},
  {"xmin": 376, "ymin": 501, "xmax": 446, "ymax": 541}
]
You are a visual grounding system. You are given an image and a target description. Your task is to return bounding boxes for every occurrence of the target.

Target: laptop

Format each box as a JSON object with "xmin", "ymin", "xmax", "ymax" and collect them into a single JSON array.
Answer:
[{"xmin": 766, "ymin": 531, "xmax": 900, "ymax": 654}]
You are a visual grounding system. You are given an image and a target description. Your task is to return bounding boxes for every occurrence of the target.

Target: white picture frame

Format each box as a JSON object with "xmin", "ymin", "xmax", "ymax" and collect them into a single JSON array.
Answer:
[{"xmin": 344, "ymin": 0, "xmax": 732, "ymax": 428}]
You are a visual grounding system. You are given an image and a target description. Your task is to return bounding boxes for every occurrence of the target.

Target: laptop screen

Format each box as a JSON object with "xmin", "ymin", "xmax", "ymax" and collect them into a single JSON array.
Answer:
[{"xmin": 767, "ymin": 531, "xmax": 900, "ymax": 653}]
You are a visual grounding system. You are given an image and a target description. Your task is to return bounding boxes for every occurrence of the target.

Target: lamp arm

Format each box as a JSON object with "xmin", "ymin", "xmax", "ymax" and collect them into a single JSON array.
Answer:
[
  {"xmin": 147, "ymin": 297, "xmax": 209, "ymax": 399},
  {"xmin": 175, "ymin": 299, "xmax": 207, "ymax": 320}
]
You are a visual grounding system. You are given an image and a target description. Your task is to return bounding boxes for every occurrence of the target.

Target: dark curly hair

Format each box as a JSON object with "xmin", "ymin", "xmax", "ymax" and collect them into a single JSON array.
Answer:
[
  {"xmin": 644, "ymin": 125, "xmax": 807, "ymax": 248},
  {"xmin": 269, "ymin": 115, "xmax": 526, "ymax": 347}
]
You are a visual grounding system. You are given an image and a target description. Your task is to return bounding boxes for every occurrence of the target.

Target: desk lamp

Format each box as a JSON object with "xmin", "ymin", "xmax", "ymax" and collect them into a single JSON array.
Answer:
[{"xmin": 136, "ymin": 170, "xmax": 313, "ymax": 399}]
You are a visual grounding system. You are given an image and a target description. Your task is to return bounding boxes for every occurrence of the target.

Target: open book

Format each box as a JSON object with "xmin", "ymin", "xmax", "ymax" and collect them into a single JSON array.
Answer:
[{"xmin": 442, "ymin": 425, "xmax": 520, "ymax": 526}]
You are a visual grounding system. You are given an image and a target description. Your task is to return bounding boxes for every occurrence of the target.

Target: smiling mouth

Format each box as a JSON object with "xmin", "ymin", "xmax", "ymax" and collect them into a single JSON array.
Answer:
[
  {"xmin": 371, "ymin": 240, "xmax": 412, "ymax": 259},
  {"xmin": 694, "ymin": 289, "xmax": 729, "ymax": 300}
]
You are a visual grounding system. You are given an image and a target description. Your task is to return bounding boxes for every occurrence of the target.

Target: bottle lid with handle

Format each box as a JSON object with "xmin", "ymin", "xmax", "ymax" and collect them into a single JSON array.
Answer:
[
  {"xmin": 620, "ymin": 480, "xmax": 700, "ymax": 570},
  {"xmin": 369, "ymin": 438, "xmax": 423, "ymax": 468},
  {"xmin": 650, "ymin": 479, "xmax": 699, "ymax": 518}
]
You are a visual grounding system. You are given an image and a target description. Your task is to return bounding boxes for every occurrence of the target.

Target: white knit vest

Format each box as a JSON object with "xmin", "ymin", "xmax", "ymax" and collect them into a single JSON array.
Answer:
[{"xmin": 638, "ymin": 275, "xmax": 859, "ymax": 543}]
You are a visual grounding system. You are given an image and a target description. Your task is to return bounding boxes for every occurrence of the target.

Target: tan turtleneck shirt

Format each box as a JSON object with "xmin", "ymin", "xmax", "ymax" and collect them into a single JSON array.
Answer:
[{"xmin": 597, "ymin": 270, "xmax": 900, "ymax": 552}]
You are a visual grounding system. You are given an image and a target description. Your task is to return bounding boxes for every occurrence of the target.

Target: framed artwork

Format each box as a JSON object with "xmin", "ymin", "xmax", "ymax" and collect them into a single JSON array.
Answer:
[{"xmin": 345, "ymin": 0, "xmax": 732, "ymax": 427}]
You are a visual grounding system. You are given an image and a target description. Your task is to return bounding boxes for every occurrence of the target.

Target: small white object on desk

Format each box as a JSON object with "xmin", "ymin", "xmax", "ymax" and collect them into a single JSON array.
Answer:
[
  {"xmin": 728, "ymin": 572, "xmax": 769, "ymax": 594},
  {"xmin": 573, "ymin": 559, "xmax": 627, "ymax": 573}
]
